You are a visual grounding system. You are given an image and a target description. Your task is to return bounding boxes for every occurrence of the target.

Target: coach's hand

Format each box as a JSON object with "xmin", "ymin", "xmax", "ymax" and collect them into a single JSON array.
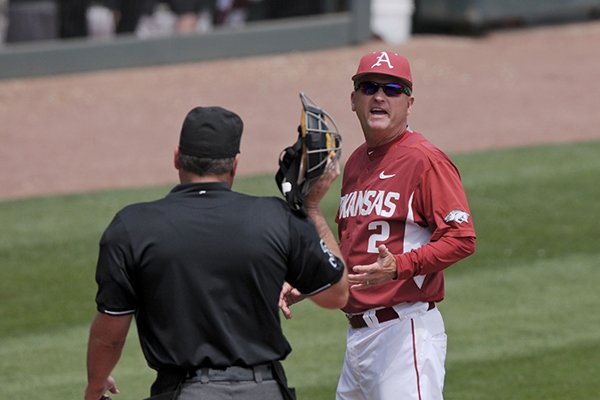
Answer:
[
  {"xmin": 349, "ymin": 245, "xmax": 403, "ymax": 289},
  {"xmin": 279, "ymin": 282, "xmax": 306, "ymax": 320}
]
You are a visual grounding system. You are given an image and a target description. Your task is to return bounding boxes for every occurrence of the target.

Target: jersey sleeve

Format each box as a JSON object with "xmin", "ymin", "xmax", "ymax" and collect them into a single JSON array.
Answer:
[
  {"xmin": 285, "ymin": 213, "xmax": 345, "ymax": 295},
  {"xmin": 95, "ymin": 214, "xmax": 138, "ymax": 315},
  {"xmin": 395, "ymin": 157, "xmax": 476, "ymax": 276},
  {"xmin": 414, "ymin": 158, "xmax": 476, "ymax": 241}
]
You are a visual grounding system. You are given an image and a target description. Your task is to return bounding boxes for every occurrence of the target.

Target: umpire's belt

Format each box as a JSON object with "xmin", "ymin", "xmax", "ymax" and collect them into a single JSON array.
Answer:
[
  {"xmin": 347, "ymin": 301, "xmax": 436, "ymax": 329},
  {"xmin": 188, "ymin": 363, "xmax": 275, "ymax": 383}
]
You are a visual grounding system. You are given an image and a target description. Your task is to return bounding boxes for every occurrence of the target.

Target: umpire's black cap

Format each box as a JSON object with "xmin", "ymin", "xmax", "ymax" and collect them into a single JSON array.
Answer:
[{"xmin": 179, "ymin": 106, "xmax": 243, "ymax": 158}]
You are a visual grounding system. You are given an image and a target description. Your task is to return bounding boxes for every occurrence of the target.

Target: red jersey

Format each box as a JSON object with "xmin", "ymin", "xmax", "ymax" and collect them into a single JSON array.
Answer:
[{"xmin": 337, "ymin": 130, "xmax": 476, "ymax": 313}]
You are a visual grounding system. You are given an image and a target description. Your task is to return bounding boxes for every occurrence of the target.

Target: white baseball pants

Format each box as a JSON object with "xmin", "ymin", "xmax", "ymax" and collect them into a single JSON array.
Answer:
[{"xmin": 336, "ymin": 302, "xmax": 447, "ymax": 400}]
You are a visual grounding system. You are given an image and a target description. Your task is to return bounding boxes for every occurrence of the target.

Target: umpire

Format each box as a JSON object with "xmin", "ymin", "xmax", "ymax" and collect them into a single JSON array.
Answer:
[{"xmin": 84, "ymin": 106, "xmax": 348, "ymax": 400}]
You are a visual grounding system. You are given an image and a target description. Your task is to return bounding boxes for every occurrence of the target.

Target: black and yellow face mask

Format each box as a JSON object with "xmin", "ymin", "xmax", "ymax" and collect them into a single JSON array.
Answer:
[{"xmin": 276, "ymin": 92, "xmax": 342, "ymax": 214}]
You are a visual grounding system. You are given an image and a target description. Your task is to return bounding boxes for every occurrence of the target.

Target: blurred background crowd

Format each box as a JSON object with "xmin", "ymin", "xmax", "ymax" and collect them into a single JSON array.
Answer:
[{"xmin": 0, "ymin": 0, "xmax": 349, "ymax": 45}]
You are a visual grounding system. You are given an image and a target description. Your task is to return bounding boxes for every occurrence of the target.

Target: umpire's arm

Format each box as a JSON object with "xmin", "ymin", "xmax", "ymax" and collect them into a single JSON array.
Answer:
[
  {"xmin": 85, "ymin": 312, "xmax": 132, "ymax": 400},
  {"xmin": 304, "ymin": 161, "xmax": 348, "ymax": 309}
]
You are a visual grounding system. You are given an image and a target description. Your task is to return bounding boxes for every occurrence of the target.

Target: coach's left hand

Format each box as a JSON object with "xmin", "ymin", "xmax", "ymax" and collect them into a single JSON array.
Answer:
[{"xmin": 349, "ymin": 245, "xmax": 399, "ymax": 289}]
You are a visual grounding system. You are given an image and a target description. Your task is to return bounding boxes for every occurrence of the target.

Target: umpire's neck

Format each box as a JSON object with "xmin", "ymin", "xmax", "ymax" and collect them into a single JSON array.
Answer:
[{"xmin": 174, "ymin": 149, "xmax": 239, "ymax": 188}]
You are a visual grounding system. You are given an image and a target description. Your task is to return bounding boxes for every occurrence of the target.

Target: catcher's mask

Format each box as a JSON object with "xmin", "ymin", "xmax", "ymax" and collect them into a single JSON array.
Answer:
[{"xmin": 275, "ymin": 92, "xmax": 342, "ymax": 213}]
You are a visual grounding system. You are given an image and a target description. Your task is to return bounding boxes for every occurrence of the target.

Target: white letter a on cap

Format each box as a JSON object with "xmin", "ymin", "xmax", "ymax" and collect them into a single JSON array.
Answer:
[{"xmin": 371, "ymin": 51, "xmax": 394, "ymax": 69}]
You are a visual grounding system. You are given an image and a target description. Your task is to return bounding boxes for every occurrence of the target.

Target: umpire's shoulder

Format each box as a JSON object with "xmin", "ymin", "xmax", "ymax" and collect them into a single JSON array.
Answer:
[
  {"xmin": 242, "ymin": 193, "xmax": 292, "ymax": 210},
  {"xmin": 110, "ymin": 196, "xmax": 166, "ymax": 222},
  {"xmin": 238, "ymin": 193, "xmax": 308, "ymax": 219}
]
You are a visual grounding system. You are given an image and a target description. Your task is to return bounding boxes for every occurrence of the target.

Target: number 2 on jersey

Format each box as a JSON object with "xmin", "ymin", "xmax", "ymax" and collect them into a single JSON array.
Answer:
[{"xmin": 367, "ymin": 221, "xmax": 390, "ymax": 253}]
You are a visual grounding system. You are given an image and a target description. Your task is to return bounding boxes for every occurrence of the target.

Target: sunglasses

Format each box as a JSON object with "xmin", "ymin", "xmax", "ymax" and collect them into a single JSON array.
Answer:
[{"xmin": 355, "ymin": 81, "xmax": 412, "ymax": 97}]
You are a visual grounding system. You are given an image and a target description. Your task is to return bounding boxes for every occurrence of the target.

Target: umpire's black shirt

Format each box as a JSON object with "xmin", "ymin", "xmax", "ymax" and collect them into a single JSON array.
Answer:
[{"xmin": 95, "ymin": 182, "xmax": 344, "ymax": 371}]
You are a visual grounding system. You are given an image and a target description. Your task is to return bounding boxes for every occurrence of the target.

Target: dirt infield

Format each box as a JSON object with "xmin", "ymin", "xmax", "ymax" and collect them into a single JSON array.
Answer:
[{"xmin": 1, "ymin": 21, "xmax": 599, "ymax": 200}]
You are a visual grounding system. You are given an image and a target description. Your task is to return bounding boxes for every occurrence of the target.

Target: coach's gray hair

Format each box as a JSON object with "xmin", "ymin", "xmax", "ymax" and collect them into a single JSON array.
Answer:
[{"xmin": 178, "ymin": 152, "xmax": 235, "ymax": 176}]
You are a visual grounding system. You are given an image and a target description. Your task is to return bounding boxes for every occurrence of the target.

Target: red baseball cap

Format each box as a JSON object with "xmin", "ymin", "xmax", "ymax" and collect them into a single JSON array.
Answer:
[{"xmin": 352, "ymin": 51, "xmax": 413, "ymax": 87}]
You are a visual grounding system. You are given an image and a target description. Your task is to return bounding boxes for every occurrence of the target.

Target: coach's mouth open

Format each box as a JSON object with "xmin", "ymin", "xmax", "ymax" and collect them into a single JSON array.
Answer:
[{"xmin": 370, "ymin": 107, "xmax": 389, "ymax": 116}]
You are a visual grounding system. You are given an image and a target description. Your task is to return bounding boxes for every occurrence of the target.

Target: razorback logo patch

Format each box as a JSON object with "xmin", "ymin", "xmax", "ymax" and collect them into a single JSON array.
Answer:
[{"xmin": 444, "ymin": 210, "xmax": 470, "ymax": 224}]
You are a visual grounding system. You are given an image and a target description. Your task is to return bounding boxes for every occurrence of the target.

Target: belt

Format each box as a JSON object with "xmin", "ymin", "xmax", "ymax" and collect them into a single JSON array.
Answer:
[
  {"xmin": 347, "ymin": 302, "xmax": 436, "ymax": 329},
  {"xmin": 188, "ymin": 363, "xmax": 275, "ymax": 383}
]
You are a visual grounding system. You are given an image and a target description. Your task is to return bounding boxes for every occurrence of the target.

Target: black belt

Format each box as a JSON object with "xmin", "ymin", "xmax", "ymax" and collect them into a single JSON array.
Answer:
[
  {"xmin": 347, "ymin": 302, "xmax": 436, "ymax": 329},
  {"xmin": 187, "ymin": 363, "xmax": 275, "ymax": 383}
]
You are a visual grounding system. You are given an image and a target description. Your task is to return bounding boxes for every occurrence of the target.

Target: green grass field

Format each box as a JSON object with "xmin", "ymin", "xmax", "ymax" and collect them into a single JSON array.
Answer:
[{"xmin": 1, "ymin": 141, "xmax": 599, "ymax": 399}]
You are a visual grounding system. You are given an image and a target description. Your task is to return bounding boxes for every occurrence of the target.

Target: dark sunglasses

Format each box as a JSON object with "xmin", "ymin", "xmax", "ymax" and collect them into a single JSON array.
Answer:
[{"xmin": 355, "ymin": 81, "xmax": 412, "ymax": 97}]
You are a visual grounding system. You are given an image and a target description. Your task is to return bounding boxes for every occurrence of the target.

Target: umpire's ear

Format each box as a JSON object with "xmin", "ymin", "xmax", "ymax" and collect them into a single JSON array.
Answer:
[
  {"xmin": 231, "ymin": 153, "xmax": 241, "ymax": 177},
  {"xmin": 174, "ymin": 146, "xmax": 182, "ymax": 170}
]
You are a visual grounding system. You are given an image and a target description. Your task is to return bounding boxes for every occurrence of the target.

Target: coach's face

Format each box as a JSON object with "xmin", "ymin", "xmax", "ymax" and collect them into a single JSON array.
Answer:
[{"xmin": 351, "ymin": 74, "xmax": 414, "ymax": 148}]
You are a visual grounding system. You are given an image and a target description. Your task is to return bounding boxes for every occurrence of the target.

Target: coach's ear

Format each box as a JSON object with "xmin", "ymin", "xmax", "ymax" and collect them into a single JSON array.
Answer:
[
  {"xmin": 174, "ymin": 146, "xmax": 181, "ymax": 170},
  {"xmin": 407, "ymin": 96, "xmax": 415, "ymax": 115}
]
